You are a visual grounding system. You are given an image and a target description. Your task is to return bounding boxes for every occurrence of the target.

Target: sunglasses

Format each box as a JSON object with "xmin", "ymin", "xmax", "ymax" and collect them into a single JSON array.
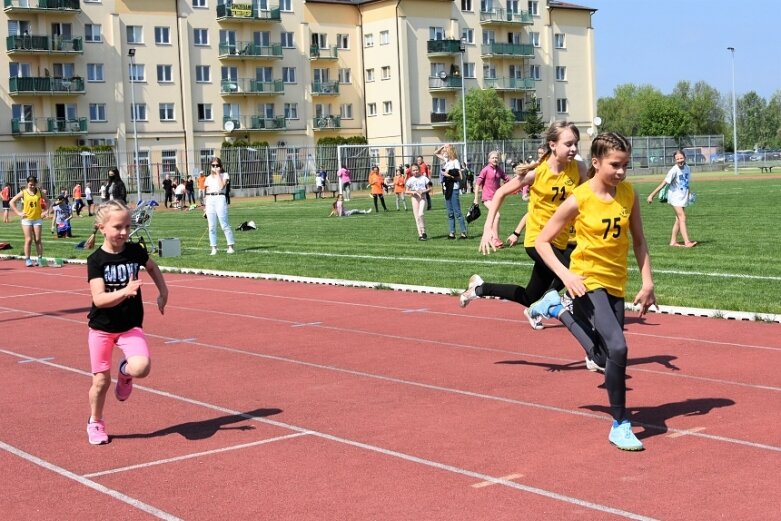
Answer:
[{"xmin": 211, "ymin": 164, "xmax": 221, "ymax": 167}]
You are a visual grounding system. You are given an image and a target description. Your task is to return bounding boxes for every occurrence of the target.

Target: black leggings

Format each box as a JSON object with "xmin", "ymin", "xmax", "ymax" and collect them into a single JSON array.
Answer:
[
  {"xmin": 372, "ymin": 193, "xmax": 387, "ymax": 211},
  {"xmin": 559, "ymin": 289, "xmax": 628, "ymax": 422},
  {"xmin": 476, "ymin": 246, "xmax": 571, "ymax": 306}
]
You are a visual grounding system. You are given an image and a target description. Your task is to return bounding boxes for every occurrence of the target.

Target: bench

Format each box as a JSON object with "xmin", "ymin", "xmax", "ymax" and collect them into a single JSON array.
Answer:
[
  {"xmin": 268, "ymin": 185, "xmax": 305, "ymax": 202},
  {"xmin": 309, "ymin": 183, "xmax": 339, "ymax": 198},
  {"xmin": 759, "ymin": 165, "xmax": 775, "ymax": 173}
]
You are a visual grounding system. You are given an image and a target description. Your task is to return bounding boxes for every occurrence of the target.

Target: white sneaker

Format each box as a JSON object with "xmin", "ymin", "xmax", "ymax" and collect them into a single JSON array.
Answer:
[
  {"xmin": 523, "ymin": 308, "xmax": 544, "ymax": 330},
  {"xmin": 585, "ymin": 356, "xmax": 605, "ymax": 373},
  {"xmin": 459, "ymin": 274, "xmax": 484, "ymax": 308},
  {"xmin": 226, "ymin": 246, "xmax": 235, "ymax": 254},
  {"xmin": 210, "ymin": 247, "xmax": 218, "ymax": 256}
]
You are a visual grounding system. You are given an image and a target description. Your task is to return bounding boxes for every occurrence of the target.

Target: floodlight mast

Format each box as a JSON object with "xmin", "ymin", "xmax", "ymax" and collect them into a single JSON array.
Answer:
[{"xmin": 727, "ymin": 47, "xmax": 738, "ymax": 176}]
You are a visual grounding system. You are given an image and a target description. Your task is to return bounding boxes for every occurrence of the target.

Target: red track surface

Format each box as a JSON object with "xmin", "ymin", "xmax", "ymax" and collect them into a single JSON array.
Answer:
[{"xmin": 1, "ymin": 260, "xmax": 779, "ymax": 520}]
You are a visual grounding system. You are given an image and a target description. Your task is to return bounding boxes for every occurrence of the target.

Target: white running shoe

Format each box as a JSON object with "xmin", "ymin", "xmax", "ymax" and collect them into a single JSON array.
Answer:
[
  {"xmin": 227, "ymin": 246, "xmax": 235, "ymax": 254},
  {"xmin": 523, "ymin": 308, "xmax": 544, "ymax": 330},
  {"xmin": 585, "ymin": 356, "xmax": 605, "ymax": 373},
  {"xmin": 459, "ymin": 274, "xmax": 484, "ymax": 308},
  {"xmin": 210, "ymin": 247, "xmax": 218, "ymax": 256}
]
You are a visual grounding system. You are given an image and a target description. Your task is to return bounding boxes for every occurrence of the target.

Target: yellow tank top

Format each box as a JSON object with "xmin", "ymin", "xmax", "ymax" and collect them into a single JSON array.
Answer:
[
  {"xmin": 569, "ymin": 181, "xmax": 635, "ymax": 298},
  {"xmin": 524, "ymin": 160, "xmax": 580, "ymax": 249},
  {"xmin": 22, "ymin": 188, "xmax": 44, "ymax": 220}
]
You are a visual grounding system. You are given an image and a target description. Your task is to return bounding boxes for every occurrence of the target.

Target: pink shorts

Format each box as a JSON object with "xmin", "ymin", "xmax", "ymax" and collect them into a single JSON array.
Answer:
[{"xmin": 88, "ymin": 327, "xmax": 150, "ymax": 374}]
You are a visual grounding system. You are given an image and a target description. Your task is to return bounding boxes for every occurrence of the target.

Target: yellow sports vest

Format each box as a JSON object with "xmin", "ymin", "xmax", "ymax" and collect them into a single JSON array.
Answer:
[
  {"xmin": 524, "ymin": 160, "xmax": 580, "ymax": 250},
  {"xmin": 22, "ymin": 188, "xmax": 44, "ymax": 220},
  {"xmin": 569, "ymin": 181, "xmax": 635, "ymax": 298}
]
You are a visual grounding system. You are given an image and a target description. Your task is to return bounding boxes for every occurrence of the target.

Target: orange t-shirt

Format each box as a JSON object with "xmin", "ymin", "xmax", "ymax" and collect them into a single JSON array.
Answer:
[
  {"xmin": 197, "ymin": 175, "xmax": 206, "ymax": 190},
  {"xmin": 368, "ymin": 172, "xmax": 384, "ymax": 195},
  {"xmin": 73, "ymin": 185, "xmax": 82, "ymax": 199}
]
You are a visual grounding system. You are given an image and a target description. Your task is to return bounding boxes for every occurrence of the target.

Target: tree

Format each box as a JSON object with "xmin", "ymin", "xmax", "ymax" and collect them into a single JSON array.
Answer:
[
  {"xmin": 637, "ymin": 96, "xmax": 691, "ymax": 140},
  {"xmin": 522, "ymin": 101, "xmax": 545, "ymax": 139},
  {"xmin": 446, "ymin": 88, "xmax": 514, "ymax": 141}
]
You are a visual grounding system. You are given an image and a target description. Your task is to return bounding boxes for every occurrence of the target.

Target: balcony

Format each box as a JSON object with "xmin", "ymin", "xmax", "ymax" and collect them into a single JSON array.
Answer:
[
  {"xmin": 479, "ymin": 8, "xmax": 533, "ymax": 25},
  {"xmin": 483, "ymin": 76, "xmax": 535, "ymax": 91},
  {"xmin": 220, "ymin": 78, "xmax": 284, "ymax": 96},
  {"xmin": 481, "ymin": 42, "xmax": 534, "ymax": 58},
  {"xmin": 216, "ymin": 4, "xmax": 281, "ymax": 23},
  {"xmin": 309, "ymin": 45, "xmax": 338, "ymax": 60},
  {"xmin": 428, "ymin": 75, "xmax": 462, "ymax": 91},
  {"xmin": 7, "ymin": 35, "xmax": 83, "ymax": 55},
  {"xmin": 9, "ymin": 76, "xmax": 85, "ymax": 95},
  {"xmin": 312, "ymin": 115, "xmax": 341, "ymax": 130},
  {"xmin": 218, "ymin": 41, "xmax": 282, "ymax": 60},
  {"xmin": 311, "ymin": 81, "xmax": 339, "ymax": 96},
  {"xmin": 11, "ymin": 116, "xmax": 87, "ymax": 136},
  {"xmin": 426, "ymin": 39, "xmax": 463, "ymax": 56},
  {"xmin": 430, "ymin": 112, "xmax": 452, "ymax": 126},
  {"xmin": 222, "ymin": 115, "xmax": 286, "ymax": 132},
  {"xmin": 4, "ymin": 0, "xmax": 80, "ymax": 13},
  {"xmin": 512, "ymin": 110, "xmax": 530, "ymax": 123}
]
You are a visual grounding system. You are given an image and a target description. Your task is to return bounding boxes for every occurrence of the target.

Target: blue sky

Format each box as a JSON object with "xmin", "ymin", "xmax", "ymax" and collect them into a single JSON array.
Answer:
[{"xmin": 586, "ymin": 0, "xmax": 780, "ymax": 100}]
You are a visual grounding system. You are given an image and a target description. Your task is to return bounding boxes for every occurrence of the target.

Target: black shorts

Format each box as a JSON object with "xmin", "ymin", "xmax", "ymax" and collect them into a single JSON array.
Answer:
[{"xmin": 1, "ymin": 201, "xmax": 9, "ymax": 209}]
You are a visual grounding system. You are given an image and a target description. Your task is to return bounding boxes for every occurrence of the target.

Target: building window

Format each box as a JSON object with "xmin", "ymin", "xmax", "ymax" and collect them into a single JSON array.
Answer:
[
  {"xmin": 159, "ymin": 103, "xmax": 175, "ymax": 121},
  {"xmin": 482, "ymin": 30, "xmax": 495, "ymax": 44},
  {"xmin": 155, "ymin": 27, "xmax": 170, "ymax": 45},
  {"xmin": 193, "ymin": 29, "xmax": 208, "ymax": 46},
  {"xmin": 382, "ymin": 101, "xmax": 392, "ymax": 115},
  {"xmin": 461, "ymin": 28, "xmax": 474, "ymax": 44},
  {"xmin": 481, "ymin": 0, "xmax": 494, "ymax": 11},
  {"xmin": 528, "ymin": 0, "xmax": 538, "ymax": 16},
  {"xmin": 555, "ymin": 66, "xmax": 566, "ymax": 81},
  {"xmin": 379, "ymin": 31, "xmax": 389, "ymax": 45},
  {"xmin": 157, "ymin": 65, "xmax": 173, "ymax": 83},
  {"xmin": 367, "ymin": 103, "xmax": 377, "ymax": 116},
  {"xmin": 89, "ymin": 103, "xmax": 106, "ymax": 122},
  {"xmin": 381, "ymin": 66, "xmax": 391, "ymax": 80},
  {"xmin": 556, "ymin": 98, "xmax": 568, "ymax": 113},
  {"xmin": 340, "ymin": 103, "xmax": 353, "ymax": 119},
  {"xmin": 195, "ymin": 65, "xmax": 210, "ymax": 83},
  {"xmin": 338, "ymin": 68, "xmax": 351, "ymax": 83},
  {"xmin": 130, "ymin": 103, "xmax": 147, "ymax": 122},
  {"xmin": 464, "ymin": 62, "xmax": 475, "ymax": 78},
  {"xmin": 192, "ymin": 0, "xmax": 206, "ymax": 7},
  {"xmin": 282, "ymin": 67, "xmax": 296, "ymax": 83},
  {"xmin": 284, "ymin": 103, "xmax": 298, "ymax": 119},
  {"xmin": 554, "ymin": 33, "xmax": 566, "ymax": 49},
  {"xmin": 281, "ymin": 32, "xmax": 294, "ymax": 48},
  {"xmin": 129, "ymin": 63, "xmax": 145, "ymax": 82},
  {"xmin": 429, "ymin": 27, "xmax": 445, "ymax": 40},
  {"xmin": 461, "ymin": 0, "xmax": 473, "ymax": 11},
  {"xmin": 126, "ymin": 26, "xmax": 143, "ymax": 44},
  {"xmin": 86, "ymin": 63, "xmax": 104, "ymax": 82},
  {"xmin": 530, "ymin": 64, "xmax": 541, "ymax": 80},
  {"xmin": 529, "ymin": 32, "xmax": 540, "ymax": 47},
  {"xmin": 85, "ymin": 24, "xmax": 102, "ymax": 43},
  {"xmin": 279, "ymin": 0, "xmax": 292, "ymax": 11},
  {"xmin": 364, "ymin": 33, "xmax": 373, "ymax": 47},
  {"xmin": 433, "ymin": 98, "xmax": 447, "ymax": 113},
  {"xmin": 337, "ymin": 34, "xmax": 349, "ymax": 49},
  {"xmin": 365, "ymin": 68, "xmax": 375, "ymax": 82},
  {"xmin": 197, "ymin": 103, "xmax": 212, "ymax": 121},
  {"xmin": 483, "ymin": 64, "xmax": 497, "ymax": 79}
]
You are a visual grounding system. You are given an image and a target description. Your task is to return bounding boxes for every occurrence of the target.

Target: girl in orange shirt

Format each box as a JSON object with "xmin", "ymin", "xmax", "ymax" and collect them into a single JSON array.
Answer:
[
  {"xmin": 368, "ymin": 165, "xmax": 388, "ymax": 212},
  {"xmin": 393, "ymin": 166, "xmax": 407, "ymax": 211}
]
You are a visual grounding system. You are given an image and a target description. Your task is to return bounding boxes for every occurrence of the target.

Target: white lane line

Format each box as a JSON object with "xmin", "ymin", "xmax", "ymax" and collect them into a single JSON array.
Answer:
[
  {"xmin": 18, "ymin": 356, "xmax": 54, "ymax": 364},
  {"xmin": 291, "ymin": 322, "xmax": 322, "ymax": 328},
  {"xmin": 83, "ymin": 433, "xmax": 309, "ymax": 478},
  {"xmin": 472, "ymin": 473, "xmax": 524, "ymax": 488},
  {"xmin": 668, "ymin": 427, "xmax": 707, "ymax": 439},
  {"xmin": 0, "ymin": 440, "xmax": 182, "ymax": 521}
]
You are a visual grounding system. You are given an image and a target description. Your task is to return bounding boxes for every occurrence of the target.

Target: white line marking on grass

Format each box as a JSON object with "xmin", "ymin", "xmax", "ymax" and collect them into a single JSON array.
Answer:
[
  {"xmin": 83, "ymin": 433, "xmax": 309, "ymax": 478},
  {"xmin": 0, "ymin": 440, "xmax": 182, "ymax": 521}
]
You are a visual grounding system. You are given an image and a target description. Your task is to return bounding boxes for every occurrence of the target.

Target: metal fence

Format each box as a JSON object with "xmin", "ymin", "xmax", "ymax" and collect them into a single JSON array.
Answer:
[{"xmin": 0, "ymin": 135, "xmax": 728, "ymax": 199}]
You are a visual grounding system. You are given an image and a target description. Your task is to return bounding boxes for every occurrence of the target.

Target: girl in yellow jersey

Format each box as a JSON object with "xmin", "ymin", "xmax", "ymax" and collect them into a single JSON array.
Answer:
[
  {"xmin": 533, "ymin": 132, "xmax": 657, "ymax": 451},
  {"xmin": 459, "ymin": 122, "xmax": 588, "ymax": 330},
  {"xmin": 9, "ymin": 175, "xmax": 49, "ymax": 267}
]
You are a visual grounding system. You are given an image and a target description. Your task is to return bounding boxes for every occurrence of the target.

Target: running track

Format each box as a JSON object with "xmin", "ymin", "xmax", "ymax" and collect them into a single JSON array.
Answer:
[{"xmin": 1, "ymin": 260, "xmax": 779, "ymax": 520}]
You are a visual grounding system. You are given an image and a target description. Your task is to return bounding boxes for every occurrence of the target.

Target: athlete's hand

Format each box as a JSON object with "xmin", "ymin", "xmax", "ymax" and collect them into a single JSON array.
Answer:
[
  {"xmin": 157, "ymin": 293, "xmax": 168, "ymax": 314},
  {"xmin": 124, "ymin": 278, "xmax": 142, "ymax": 299},
  {"xmin": 506, "ymin": 233, "xmax": 519, "ymax": 247},
  {"xmin": 479, "ymin": 230, "xmax": 498, "ymax": 255},
  {"xmin": 561, "ymin": 271, "xmax": 587, "ymax": 298},
  {"xmin": 633, "ymin": 285, "xmax": 657, "ymax": 316}
]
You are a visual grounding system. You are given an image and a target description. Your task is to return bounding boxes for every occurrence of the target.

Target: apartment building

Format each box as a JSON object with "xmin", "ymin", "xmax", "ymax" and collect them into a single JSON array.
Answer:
[{"xmin": 0, "ymin": 0, "xmax": 596, "ymax": 171}]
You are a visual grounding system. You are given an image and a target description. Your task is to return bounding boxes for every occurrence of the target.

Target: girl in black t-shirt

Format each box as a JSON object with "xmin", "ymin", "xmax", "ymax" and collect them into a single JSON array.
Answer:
[{"xmin": 85, "ymin": 200, "xmax": 169, "ymax": 445}]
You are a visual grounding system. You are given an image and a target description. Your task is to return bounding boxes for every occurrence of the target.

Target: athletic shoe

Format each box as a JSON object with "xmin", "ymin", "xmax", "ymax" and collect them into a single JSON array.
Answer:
[
  {"xmin": 528, "ymin": 290, "xmax": 562, "ymax": 320},
  {"xmin": 523, "ymin": 308, "xmax": 544, "ymax": 330},
  {"xmin": 459, "ymin": 274, "xmax": 484, "ymax": 308},
  {"xmin": 561, "ymin": 293, "xmax": 574, "ymax": 314},
  {"xmin": 585, "ymin": 356, "xmax": 605, "ymax": 373},
  {"xmin": 366, "ymin": 208, "xmax": 372, "ymax": 213},
  {"xmin": 25, "ymin": 258, "xmax": 33, "ymax": 267},
  {"xmin": 37, "ymin": 256, "xmax": 44, "ymax": 267},
  {"xmin": 226, "ymin": 246, "xmax": 235, "ymax": 254},
  {"xmin": 459, "ymin": 233, "xmax": 467, "ymax": 240},
  {"xmin": 87, "ymin": 419, "xmax": 109, "ymax": 445},
  {"xmin": 210, "ymin": 247, "xmax": 218, "ymax": 256},
  {"xmin": 609, "ymin": 420, "xmax": 644, "ymax": 451},
  {"xmin": 115, "ymin": 363, "xmax": 133, "ymax": 402}
]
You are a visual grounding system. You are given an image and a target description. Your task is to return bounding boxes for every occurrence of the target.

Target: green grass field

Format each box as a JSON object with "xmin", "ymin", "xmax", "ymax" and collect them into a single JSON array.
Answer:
[{"xmin": 3, "ymin": 170, "xmax": 780, "ymax": 316}]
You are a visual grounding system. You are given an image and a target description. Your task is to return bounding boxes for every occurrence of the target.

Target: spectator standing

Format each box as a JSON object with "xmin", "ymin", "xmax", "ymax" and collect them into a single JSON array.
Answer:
[
  {"xmin": 185, "ymin": 176, "xmax": 196, "ymax": 207},
  {"xmin": 106, "ymin": 168, "xmax": 127, "ymax": 204},
  {"xmin": 416, "ymin": 156, "xmax": 432, "ymax": 210},
  {"xmin": 85, "ymin": 182, "xmax": 94, "ymax": 216},
  {"xmin": 436, "ymin": 144, "xmax": 468, "ymax": 240},
  {"xmin": 405, "ymin": 164, "xmax": 432, "ymax": 240},
  {"xmin": 162, "ymin": 174, "xmax": 174, "ymax": 209},
  {"xmin": 647, "ymin": 150, "xmax": 697, "ymax": 248},
  {"xmin": 393, "ymin": 166, "xmax": 407, "ymax": 211},
  {"xmin": 204, "ymin": 157, "xmax": 235, "ymax": 255},
  {"xmin": 1, "ymin": 182, "xmax": 10, "ymax": 223},
  {"xmin": 197, "ymin": 170, "xmax": 207, "ymax": 206},
  {"xmin": 337, "ymin": 164, "xmax": 352, "ymax": 201},
  {"xmin": 72, "ymin": 183, "xmax": 85, "ymax": 217},
  {"xmin": 368, "ymin": 165, "xmax": 388, "ymax": 212}
]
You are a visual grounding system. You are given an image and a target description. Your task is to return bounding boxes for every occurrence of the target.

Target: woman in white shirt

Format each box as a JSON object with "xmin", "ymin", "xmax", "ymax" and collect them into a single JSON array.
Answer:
[
  {"xmin": 647, "ymin": 150, "xmax": 697, "ymax": 247},
  {"xmin": 204, "ymin": 158, "xmax": 236, "ymax": 255}
]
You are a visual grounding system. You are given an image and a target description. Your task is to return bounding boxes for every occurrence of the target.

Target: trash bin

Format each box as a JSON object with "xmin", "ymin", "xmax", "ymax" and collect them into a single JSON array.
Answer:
[{"xmin": 293, "ymin": 188, "xmax": 306, "ymax": 200}]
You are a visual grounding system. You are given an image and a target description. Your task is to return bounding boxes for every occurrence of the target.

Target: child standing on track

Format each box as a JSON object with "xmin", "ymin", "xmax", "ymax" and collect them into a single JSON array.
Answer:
[
  {"xmin": 85, "ymin": 200, "xmax": 169, "ymax": 445},
  {"xmin": 9, "ymin": 175, "xmax": 49, "ymax": 267},
  {"xmin": 532, "ymin": 132, "xmax": 657, "ymax": 451}
]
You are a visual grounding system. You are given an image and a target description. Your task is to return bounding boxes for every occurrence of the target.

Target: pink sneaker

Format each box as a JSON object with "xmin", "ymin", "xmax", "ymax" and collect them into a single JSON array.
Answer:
[
  {"xmin": 115, "ymin": 363, "xmax": 133, "ymax": 402},
  {"xmin": 87, "ymin": 419, "xmax": 109, "ymax": 445}
]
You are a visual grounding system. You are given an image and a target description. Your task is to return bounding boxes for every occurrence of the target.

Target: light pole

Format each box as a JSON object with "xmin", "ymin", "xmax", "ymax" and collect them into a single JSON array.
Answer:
[
  {"xmin": 128, "ymin": 48, "xmax": 142, "ymax": 202},
  {"xmin": 459, "ymin": 37, "xmax": 468, "ymax": 161},
  {"xmin": 727, "ymin": 47, "xmax": 738, "ymax": 176}
]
